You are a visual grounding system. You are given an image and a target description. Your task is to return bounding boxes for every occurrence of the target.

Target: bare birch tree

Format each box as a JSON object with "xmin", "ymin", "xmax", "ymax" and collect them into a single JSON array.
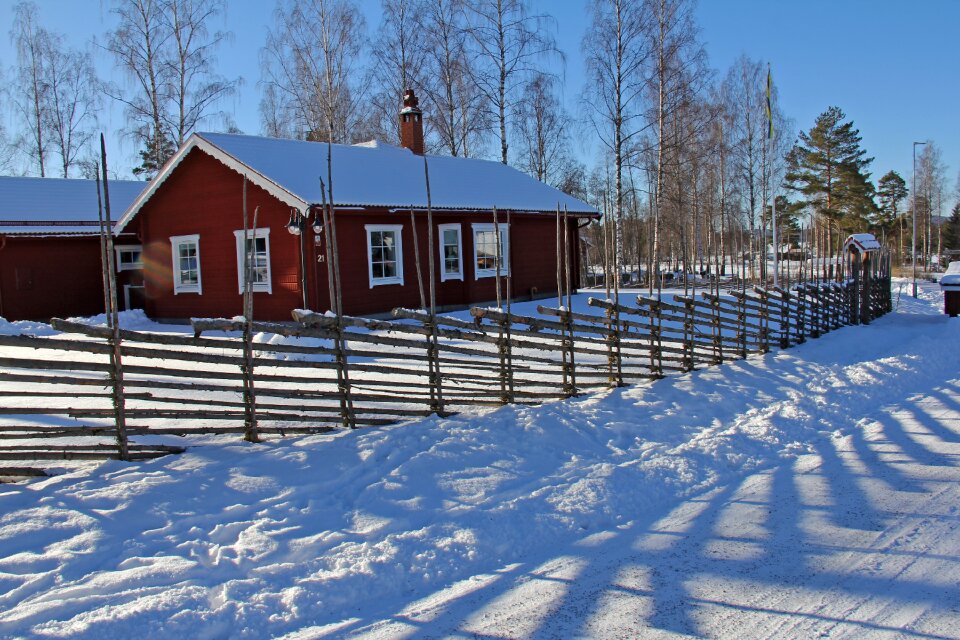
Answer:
[
  {"xmin": 0, "ymin": 71, "xmax": 15, "ymax": 173},
  {"xmin": 9, "ymin": 2, "xmax": 100, "ymax": 178},
  {"xmin": 645, "ymin": 0, "xmax": 704, "ymax": 288},
  {"xmin": 420, "ymin": 0, "xmax": 486, "ymax": 156},
  {"xmin": 106, "ymin": 0, "xmax": 236, "ymax": 177},
  {"xmin": 720, "ymin": 55, "xmax": 763, "ymax": 279},
  {"xmin": 465, "ymin": 0, "xmax": 561, "ymax": 164},
  {"xmin": 10, "ymin": 1, "xmax": 52, "ymax": 176},
  {"xmin": 105, "ymin": 0, "xmax": 172, "ymax": 177},
  {"xmin": 583, "ymin": 0, "xmax": 650, "ymax": 277},
  {"xmin": 45, "ymin": 46, "xmax": 100, "ymax": 177},
  {"xmin": 260, "ymin": 0, "xmax": 366, "ymax": 143},
  {"xmin": 368, "ymin": 0, "xmax": 429, "ymax": 143},
  {"xmin": 513, "ymin": 73, "xmax": 573, "ymax": 185},
  {"xmin": 162, "ymin": 0, "xmax": 236, "ymax": 147}
]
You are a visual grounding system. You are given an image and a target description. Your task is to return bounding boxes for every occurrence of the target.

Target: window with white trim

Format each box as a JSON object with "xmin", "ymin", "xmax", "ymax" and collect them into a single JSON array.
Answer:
[
  {"xmin": 438, "ymin": 223, "xmax": 463, "ymax": 281},
  {"xmin": 472, "ymin": 222, "xmax": 509, "ymax": 279},
  {"xmin": 115, "ymin": 245, "xmax": 143, "ymax": 271},
  {"xmin": 233, "ymin": 229, "xmax": 272, "ymax": 294},
  {"xmin": 170, "ymin": 234, "xmax": 202, "ymax": 294},
  {"xmin": 365, "ymin": 224, "xmax": 404, "ymax": 287}
]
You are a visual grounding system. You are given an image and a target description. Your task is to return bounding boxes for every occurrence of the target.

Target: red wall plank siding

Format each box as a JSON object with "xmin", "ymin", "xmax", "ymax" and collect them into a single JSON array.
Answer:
[
  {"xmin": 0, "ymin": 236, "xmax": 105, "ymax": 321},
  {"xmin": 319, "ymin": 210, "xmax": 580, "ymax": 316},
  {"xmin": 139, "ymin": 149, "xmax": 321, "ymax": 321},
  {"xmin": 138, "ymin": 148, "xmax": 584, "ymax": 321}
]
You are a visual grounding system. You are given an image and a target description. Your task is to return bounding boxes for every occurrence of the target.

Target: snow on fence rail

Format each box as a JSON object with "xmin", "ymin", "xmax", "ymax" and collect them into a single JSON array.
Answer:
[{"xmin": 0, "ymin": 275, "xmax": 891, "ymax": 478}]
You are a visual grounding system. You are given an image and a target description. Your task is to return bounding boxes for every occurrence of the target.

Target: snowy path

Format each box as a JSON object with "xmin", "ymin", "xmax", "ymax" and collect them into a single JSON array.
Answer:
[{"xmin": 0, "ymin": 281, "xmax": 958, "ymax": 639}]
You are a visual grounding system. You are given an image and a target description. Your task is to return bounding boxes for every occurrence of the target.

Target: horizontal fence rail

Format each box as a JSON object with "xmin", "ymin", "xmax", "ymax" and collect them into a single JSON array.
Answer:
[{"xmin": 0, "ymin": 272, "xmax": 892, "ymax": 479}]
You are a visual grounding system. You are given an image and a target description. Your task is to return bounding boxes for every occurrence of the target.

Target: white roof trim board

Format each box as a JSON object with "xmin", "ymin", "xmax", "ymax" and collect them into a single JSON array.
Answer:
[
  {"xmin": 0, "ymin": 176, "xmax": 147, "ymax": 236},
  {"xmin": 116, "ymin": 132, "xmax": 598, "ymax": 232},
  {"xmin": 843, "ymin": 233, "xmax": 882, "ymax": 253}
]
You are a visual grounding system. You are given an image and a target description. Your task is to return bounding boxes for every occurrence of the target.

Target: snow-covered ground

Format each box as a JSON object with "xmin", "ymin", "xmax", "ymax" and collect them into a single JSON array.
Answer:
[{"xmin": 0, "ymin": 280, "xmax": 958, "ymax": 638}]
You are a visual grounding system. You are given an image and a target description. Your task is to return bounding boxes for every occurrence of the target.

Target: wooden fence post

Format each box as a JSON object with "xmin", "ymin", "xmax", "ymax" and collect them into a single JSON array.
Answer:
[
  {"xmin": 497, "ymin": 315, "xmax": 516, "ymax": 404},
  {"xmin": 795, "ymin": 285, "xmax": 806, "ymax": 344},
  {"xmin": 758, "ymin": 289, "xmax": 770, "ymax": 354},
  {"xmin": 425, "ymin": 315, "xmax": 446, "ymax": 415},
  {"xmin": 682, "ymin": 298, "xmax": 694, "ymax": 371},
  {"xmin": 97, "ymin": 141, "xmax": 129, "ymax": 461},
  {"xmin": 737, "ymin": 293, "xmax": 748, "ymax": 358},
  {"xmin": 606, "ymin": 305, "xmax": 623, "ymax": 387},
  {"xmin": 563, "ymin": 308, "xmax": 577, "ymax": 397},
  {"xmin": 653, "ymin": 300, "xmax": 665, "ymax": 377},
  {"xmin": 777, "ymin": 288, "xmax": 791, "ymax": 349},
  {"xmin": 710, "ymin": 294, "xmax": 723, "ymax": 364}
]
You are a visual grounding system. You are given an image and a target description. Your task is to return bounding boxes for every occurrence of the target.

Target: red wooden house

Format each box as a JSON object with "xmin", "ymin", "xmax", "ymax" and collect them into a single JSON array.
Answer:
[
  {"xmin": 115, "ymin": 92, "xmax": 599, "ymax": 321},
  {"xmin": 0, "ymin": 176, "xmax": 146, "ymax": 321}
]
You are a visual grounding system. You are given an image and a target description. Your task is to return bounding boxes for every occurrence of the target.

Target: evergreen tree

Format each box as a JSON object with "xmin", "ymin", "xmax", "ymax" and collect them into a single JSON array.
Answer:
[
  {"xmin": 875, "ymin": 170, "xmax": 908, "ymax": 230},
  {"xmin": 944, "ymin": 202, "xmax": 960, "ymax": 252},
  {"xmin": 785, "ymin": 106, "xmax": 877, "ymax": 244},
  {"xmin": 132, "ymin": 128, "xmax": 175, "ymax": 179}
]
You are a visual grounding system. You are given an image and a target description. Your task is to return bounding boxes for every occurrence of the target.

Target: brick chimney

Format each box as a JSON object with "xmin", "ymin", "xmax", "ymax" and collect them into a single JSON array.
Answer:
[{"xmin": 399, "ymin": 89, "xmax": 424, "ymax": 155}]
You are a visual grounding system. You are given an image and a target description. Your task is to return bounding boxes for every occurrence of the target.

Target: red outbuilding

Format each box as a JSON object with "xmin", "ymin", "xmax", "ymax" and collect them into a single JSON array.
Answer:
[
  {"xmin": 0, "ymin": 176, "xmax": 146, "ymax": 321},
  {"xmin": 116, "ymin": 92, "xmax": 599, "ymax": 321}
]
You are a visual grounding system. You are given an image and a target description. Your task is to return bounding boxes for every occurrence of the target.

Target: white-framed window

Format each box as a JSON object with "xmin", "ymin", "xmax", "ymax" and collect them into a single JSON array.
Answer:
[
  {"xmin": 115, "ymin": 245, "xmax": 143, "ymax": 271},
  {"xmin": 233, "ymin": 228, "xmax": 272, "ymax": 294},
  {"xmin": 170, "ymin": 234, "xmax": 202, "ymax": 294},
  {"xmin": 365, "ymin": 224, "xmax": 404, "ymax": 287},
  {"xmin": 438, "ymin": 223, "xmax": 463, "ymax": 282},
  {"xmin": 472, "ymin": 222, "xmax": 510, "ymax": 279}
]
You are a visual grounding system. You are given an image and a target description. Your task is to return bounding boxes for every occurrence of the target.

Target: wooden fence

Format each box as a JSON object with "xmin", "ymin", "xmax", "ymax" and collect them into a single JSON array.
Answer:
[{"xmin": 0, "ymin": 274, "xmax": 891, "ymax": 478}]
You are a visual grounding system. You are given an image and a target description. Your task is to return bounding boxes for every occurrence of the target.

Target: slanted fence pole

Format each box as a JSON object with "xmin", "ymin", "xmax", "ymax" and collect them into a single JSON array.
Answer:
[
  {"xmin": 240, "ymin": 177, "xmax": 260, "ymax": 443},
  {"xmin": 423, "ymin": 157, "xmax": 445, "ymax": 414},
  {"xmin": 564, "ymin": 206, "xmax": 577, "ymax": 395},
  {"xmin": 711, "ymin": 293, "xmax": 723, "ymax": 364},
  {"xmin": 759, "ymin": 288, "xmax": 770, "ymax": 354},
  {"xmin": 97, "ymin": 140, "xmax": 129, "ymax": 461},
  {"xmin": 410, "ymin": 209, "xmax": 426, "ymax": 310},
  {"xmin": 319, "ymin": 176, "xmax": 354, "ymax": 429},
  {"xmin": 654, "ymin": 299, "xmax": 664, "ymax": 376},
  {"xmin": 555, "ymin": 204, "xmax": 569, "ymax": 391},
  {"xmin": 504, "ymin": 209, "xmax": 515, "ymax": 403},
  {"xmin": 737, "ymin": 290, "xmax": 748, "ymax": 358},
  {"xmin": 682, "ymin": 298, "xmax": 694, "ymax": 371}
]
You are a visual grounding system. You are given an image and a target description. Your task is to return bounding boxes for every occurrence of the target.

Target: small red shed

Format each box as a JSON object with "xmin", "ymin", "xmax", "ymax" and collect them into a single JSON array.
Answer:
[
  {"xmin": 0, "ymin": 176, "xmax": 147, "ymax": 321},
  {"xmin": 115, "ymin": 94, "xmax": 599, "ymax": 321}
]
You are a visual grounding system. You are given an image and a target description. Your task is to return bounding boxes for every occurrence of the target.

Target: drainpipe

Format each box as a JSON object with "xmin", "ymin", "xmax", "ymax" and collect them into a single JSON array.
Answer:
[{"xmin": 300, "ymin": 211, "xmax": 308, "ymax": 309}]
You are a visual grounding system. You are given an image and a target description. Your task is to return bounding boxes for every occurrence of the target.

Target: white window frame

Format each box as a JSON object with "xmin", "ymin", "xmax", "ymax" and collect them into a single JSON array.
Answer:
[
  {"xmin": 115, "ymin": 245, "xmax": 143, "ymax": 271},
  {"xmin": 438, "ymin": 223, "xmax": 463, "ymax": 282},
  {"xmin": 365, "ymin": 224, "xmax": 405, "ymax": 287},
  {"xmin": 170, "ymin": 234, "xmax": 202, "ymax": 294},
  {"xmin": 472, "ymin": 222, "xmax": 510, "ymax": 279},
  {"xmin": 233, "ymin": 228, "xmax": 273, "ymax": 294}
]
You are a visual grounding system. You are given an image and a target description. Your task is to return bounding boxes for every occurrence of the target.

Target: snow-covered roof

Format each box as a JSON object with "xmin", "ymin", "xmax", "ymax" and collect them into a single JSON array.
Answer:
[
  {"xmin": 843, "ymin": 233, "xmax": 881, "ymax": 253},
  {"xmin": 941, "ymin": 261, "xmax": 960, "ymax": 288},
  {"xmin": 0, "ymin": 176, "xmax": 147, "ymax": 235},
  {"xmin": 116, "ymin": 132, "xmax": 598, "ymax": 231}
]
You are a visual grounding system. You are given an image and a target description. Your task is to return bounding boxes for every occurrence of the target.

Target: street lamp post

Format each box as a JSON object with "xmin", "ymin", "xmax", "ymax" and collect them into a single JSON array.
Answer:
[{"xmin": 912, "ymin": 141, "xmax": 926, "ymax": 298}]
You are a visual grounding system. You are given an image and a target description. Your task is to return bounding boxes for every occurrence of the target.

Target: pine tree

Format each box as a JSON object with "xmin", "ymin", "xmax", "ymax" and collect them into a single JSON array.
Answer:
[
  {"xmin": 785, "ymin": 106, "xmax": 877, "ymax": 247},
  {"xmin": 876, "ymin": 170, "xmax": 908, "ymax": 228},
  {"xmin": 944, "ymin": 203, "xmax": 960, "ymax": 252},
  {"xmin": 132, "ymin": 128, "xmax": 175, "ymax": 179},
  {"xmin": 875, "ymin": 169, "xmax": 908, "ymax": 258}
]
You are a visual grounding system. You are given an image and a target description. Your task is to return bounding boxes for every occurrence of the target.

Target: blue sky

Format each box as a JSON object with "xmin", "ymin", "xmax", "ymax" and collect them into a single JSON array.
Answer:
[{"xmin": 1, "ymin": 0, "xmax": 957, "ymax": 205}]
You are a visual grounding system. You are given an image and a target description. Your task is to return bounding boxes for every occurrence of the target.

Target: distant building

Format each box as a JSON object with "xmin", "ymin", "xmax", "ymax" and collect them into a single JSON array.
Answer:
[
  {"xmin": 0, "ymin": 177, "xmax": 146, "ymax": 321},
  {"xmin": 116, "ymin": 91, "xmax": 598, "ymax": 321}
]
